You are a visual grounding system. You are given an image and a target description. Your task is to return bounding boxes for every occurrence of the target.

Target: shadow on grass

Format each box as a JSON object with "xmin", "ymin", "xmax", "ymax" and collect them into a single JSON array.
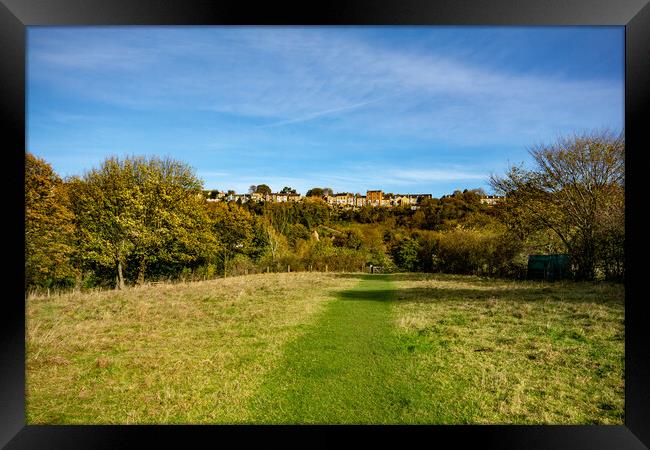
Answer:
[
  {"xmin": 338, "ymin": 285, "xmax": 623, "ymax": 305},
  {"xmin": 337, "ymin": 289, "xmax": 395, "ymax": 302},
  {"xmin": 304, "ymin": 271, "xmax": 622, "ymax": 290},
  {"xmin": 328, "ymin": 273, "xmax": 437, "ymax": 282},
  {"xmin": 329, "ymin": 272, "xmax": 516, "ymax": 282},
  {"xmin": 320, "ymin": 272, "xmax": 623, "ymax": 305},
  {"xmin": 328, "ymin": 273, "xmax": 369, "ymax": 280},
  {"xmin": 328, "ymin": 273, "xmax": 429, "ymax": 281}
]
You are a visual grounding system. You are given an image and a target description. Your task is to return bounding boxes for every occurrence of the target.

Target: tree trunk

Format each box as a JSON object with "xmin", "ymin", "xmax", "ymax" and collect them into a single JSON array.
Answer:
[
  {"xmin": 137, "ymin": 256, "xmax": 146, "ymax": 285},
  {"xmin": 75, "ymin": 269, "xmax": 83, "ymax": 292},
  {"xmin": 116, "ymin": 260, "xmax": 125, "ymax": 290},
  {"xmin": 573, "ymin": 244, "xmax": 596, "ymax": 281}
]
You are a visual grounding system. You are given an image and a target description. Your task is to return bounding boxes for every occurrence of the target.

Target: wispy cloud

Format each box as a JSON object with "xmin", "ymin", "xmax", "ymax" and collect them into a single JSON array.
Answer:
[
  {"xmin": 258, "ymin": 98, "xmax": 383, "ymax": 128},
  {"xmin": 390, "ymin": 169, "xmax": 488, "ymax": 183},
  {"xmin": 197, "ymin": 170, "xmax": 230, "ymax": 177},
  {"xmin": 28, "ymin": 27, "xmax": 623, "ymax": 195},
  {"xmin": 29, "ymin": 28, "xmax": 622, "ymax": 144}
]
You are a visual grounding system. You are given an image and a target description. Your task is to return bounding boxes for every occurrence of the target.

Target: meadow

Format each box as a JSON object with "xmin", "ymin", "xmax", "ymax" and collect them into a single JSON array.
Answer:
[{"xmin": 26, "ymin": 272, "xmax": 624, "ymax": 424}]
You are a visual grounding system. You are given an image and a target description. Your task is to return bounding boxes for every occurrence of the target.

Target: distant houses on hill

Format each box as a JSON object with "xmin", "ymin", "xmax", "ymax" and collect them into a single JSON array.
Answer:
[
  {"xmin": 204, "ymin": 188, "xmax": 504, "ymax": 209},
  {"xmin": 325, "ymin": 191, "xmax": 434, "ymax": 208},
  {"xmin": 479, "ymin": 195, "xmax": 505, "ymax": 207}
]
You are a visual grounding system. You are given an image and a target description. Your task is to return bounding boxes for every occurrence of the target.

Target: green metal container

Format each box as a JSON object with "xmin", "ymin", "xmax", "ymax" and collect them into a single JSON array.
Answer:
[{"xmin": 527, "ymin": 254, "xmax": 571, "ymax": 281}]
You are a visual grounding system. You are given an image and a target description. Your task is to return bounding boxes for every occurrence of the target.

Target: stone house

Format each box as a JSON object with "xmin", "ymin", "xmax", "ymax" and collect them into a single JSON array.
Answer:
[
  {"xmin": 366, "ymin": 190, "xmax": 383, "ymax": 206},
  {"xmin": 480, "ymin": 195, "xmax": 505, "ymax": 207}
]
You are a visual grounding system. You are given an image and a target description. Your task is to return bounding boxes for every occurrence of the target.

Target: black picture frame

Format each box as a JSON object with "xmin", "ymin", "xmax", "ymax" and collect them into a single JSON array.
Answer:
[{"xmin": 2, "ymin": 0, "xmax": 649, "ymax": 448}]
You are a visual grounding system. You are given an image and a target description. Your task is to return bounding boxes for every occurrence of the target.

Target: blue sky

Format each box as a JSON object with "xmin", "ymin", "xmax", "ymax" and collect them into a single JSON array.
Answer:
[{"xmin": 27, "ymin": 26, "xmax": 624, "ymax": 196}]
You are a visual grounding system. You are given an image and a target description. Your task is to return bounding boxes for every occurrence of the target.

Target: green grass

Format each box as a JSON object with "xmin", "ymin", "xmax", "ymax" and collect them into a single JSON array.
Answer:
[
  {"xmin": 389, "ymin": 273, "xmax": 624, "ymax": 424},
  {"xmin": 26, "ymin": 272, "xmax": 624, "ymax": 424},
  {"xmin": 26, "ymin": 273, "xmax": 359, "ymax": 423},
  {"xmin": 248, "ymin": 274, "xmax": 406, "ymax": 423}
]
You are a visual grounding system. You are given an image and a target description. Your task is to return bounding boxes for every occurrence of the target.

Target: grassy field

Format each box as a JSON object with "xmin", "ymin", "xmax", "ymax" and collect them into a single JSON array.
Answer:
[
  {"xmin": 26, "ymin": 273, "xmax": 359, "ymax": 423},
  {"xmin": 26, "ymin": 272, "xmax": 624, "ymax": 424},
  {"xmin": 389, "ymin": 274, "xmax": 624, "ymax": 424}
]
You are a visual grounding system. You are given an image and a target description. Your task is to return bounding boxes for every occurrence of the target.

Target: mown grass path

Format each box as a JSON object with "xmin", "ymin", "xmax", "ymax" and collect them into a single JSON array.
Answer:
[
  {"xmin": 26, "ymin": 273, "xmax": 623, "ymax": 424},
  {"xmin": 248, "ymin": 274, "xmax": 413, "ymax": 424}
]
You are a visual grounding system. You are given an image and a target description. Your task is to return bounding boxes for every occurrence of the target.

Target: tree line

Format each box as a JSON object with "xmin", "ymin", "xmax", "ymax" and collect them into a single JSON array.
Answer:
[{"xmin": 25, "ymin": 131, "xmax": 624, "ymax": 291}]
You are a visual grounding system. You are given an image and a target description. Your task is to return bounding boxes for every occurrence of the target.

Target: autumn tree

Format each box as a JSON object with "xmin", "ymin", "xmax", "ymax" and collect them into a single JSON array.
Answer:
[
  {"xmin": 25, "ymin": 153, "xmax": 78, "ymax": 289},
  {"xmin": 333, "ymin": 229, "xmax": 364, "ymax": 251},
  {"xmin": 205, "ymin": 189, "xmax": 220, "ymax": 200},
  {"xmin": 280, "ymin": 186, "xmax": 297, "ymax": 194},
  {"xmin": 68, "ymin": 156, "xmax": 213, "ymax": 289},
  {"xmin": 127, "ymin": 157, "xmax": 214, "ymax": 284},
  {"xmin": 67, "ymin": 158, "xmax": 138, "ymax": 289},
  {"xmin": 206, "ymin": 201, "xmax": 256, "ymax": 276},
  {"xmin": 264, "ymin": 222, "xmax": 287, "ymax": 262},
  {"xmin": 490, "ymin": 131, "xmax": 624, "ymax": 280},
  {"xmin": 394, "ymin": 238, "xmax": 421, "ymax": 272},
  {"xmin": 255, "ymin": 184, "xmax": 272, "ymax": 195},
  {"xmin": 306, "ymin": 187, "xmax": 333, "ymax": 197}
]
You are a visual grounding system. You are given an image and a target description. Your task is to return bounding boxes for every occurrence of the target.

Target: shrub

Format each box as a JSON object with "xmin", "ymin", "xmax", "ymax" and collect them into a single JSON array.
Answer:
[
  {"xmin": 431, "ymin": 228, "xmax": 523, "ymax": 276},
  {"xmin": 393, "ymin": 238, "xmax": 421, "ymax": 272},
  {"xmin": 227, "ymin": 254, "xmax": 260, "ymax": 276}
]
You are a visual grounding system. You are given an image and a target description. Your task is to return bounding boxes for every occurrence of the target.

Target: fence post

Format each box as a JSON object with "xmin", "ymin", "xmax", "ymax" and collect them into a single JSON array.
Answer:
[
  {"xmin": 325, "ymin": 264, "xmax": 328, "ymax": 272},
  {"xmin": 288, "ymin": 265, "xmax": 291, "ymax": 273}
]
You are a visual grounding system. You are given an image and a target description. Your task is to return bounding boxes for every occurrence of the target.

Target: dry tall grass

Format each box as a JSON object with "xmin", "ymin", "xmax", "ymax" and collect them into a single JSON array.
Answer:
[{"xmin": 26, "ymin": 272, "xmax": 358, "ymax": 423}]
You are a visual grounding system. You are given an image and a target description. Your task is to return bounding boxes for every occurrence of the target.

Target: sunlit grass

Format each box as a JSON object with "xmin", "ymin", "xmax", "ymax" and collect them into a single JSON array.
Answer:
[
  {"xmin": 389, "ymin": 273, "xmax": 624, "ymax": 424},
  {"xmin": 26, "ymin": 272, "xmax": 624, "ymax": 424},
  {"xmin": 26, "ymin": 273, "xmax": 358, "ymax": 424},
  {"xmin": 248, "ymin": 274, "xmax": 400, "ymax": 424}
]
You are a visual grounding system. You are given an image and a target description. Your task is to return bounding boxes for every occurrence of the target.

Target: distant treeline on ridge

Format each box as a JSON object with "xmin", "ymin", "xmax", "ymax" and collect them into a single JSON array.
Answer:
[{"xmin": 25, "ymin": 131, "xmax": 624, "ymax": 292}]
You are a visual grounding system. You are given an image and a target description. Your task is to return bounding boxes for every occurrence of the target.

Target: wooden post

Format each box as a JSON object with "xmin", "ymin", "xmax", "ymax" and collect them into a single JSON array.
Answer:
[
  {"xmin": 325, "ymin": 264, "xmax": 328, "ymax": 272},
  {"xmin": 267, "ymin": 266, "xmax": 269, "ymax": 273},
  {"xmin": 288, "ymin": 265, "xmax": 291, "ymax": 273}
]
